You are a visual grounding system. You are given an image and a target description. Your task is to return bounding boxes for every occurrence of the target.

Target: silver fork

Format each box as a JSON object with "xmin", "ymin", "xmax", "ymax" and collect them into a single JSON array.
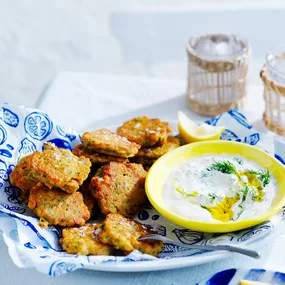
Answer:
[{"xmin": 138, "ymin": 234, "xmax": 260, "ymax": 259}]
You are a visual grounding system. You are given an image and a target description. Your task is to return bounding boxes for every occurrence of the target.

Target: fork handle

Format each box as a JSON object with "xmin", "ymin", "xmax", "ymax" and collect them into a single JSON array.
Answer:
[
  {"xmin": 138, "ymin": 235, "xmax": 260, "ymax": 259},
  {"xmin": 201, "ymin": 244, "xmax": 260, "ymax": 259},
  {"xmin": 164, "ymin": 241, "xmax": 260, "ymax": 259},
  {"xmin": 167, "ymin": 241, "xmax": 260, "ymax": 259}
]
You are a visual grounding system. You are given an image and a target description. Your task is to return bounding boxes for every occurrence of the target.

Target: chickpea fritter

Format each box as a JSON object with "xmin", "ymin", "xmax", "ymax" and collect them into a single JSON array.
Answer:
[
  {"xmin": 30, "ymin": 143, "xmax": 91, "ymax": 193},
  {"xmin": 79, "ymin": 181, "xmax": 97, "ymax": 217},
  {"xmin": 117, "ymin": 116, "xmax": 172, "ymax": 147},
  {"xmin": 10, "ymin": 153, "xmax": 39, "ymax": 201},
  {"xmin": 91, "ymin": 162, "xmax": 147, "ymax": 216},
  {"xmin": 28, "ymin": 183, "xmax": 90, "ymax": 228},
  {"xmin": 81, "ymin": 129, "xmax": 140, "ymax": 158},
  {"xmin": 60, "ymin": 224, "xmax": 113, "ymax": 255},
  {"xmin": 97, "ymin": 213, "xmax": 163, "ymax": 256},
  {"xmin": 72, "ymin": 144, "xmax": 128, "ymax": 164},
  {"xmin": 135, "ymin": 136, "xmax": 180, "ymax": 159},
  {"xmin": 130, "ymin": 137, "xmax": 180, "ymax": 166}
]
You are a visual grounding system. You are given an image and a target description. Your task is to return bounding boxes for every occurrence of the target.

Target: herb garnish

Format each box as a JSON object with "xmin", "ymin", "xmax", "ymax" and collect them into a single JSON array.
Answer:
[
  {"xmin": 234, "ymin": 157, "xmax": 244, "ymax": 165},
  {"xmin": 208, "ymin": 193, "xmax": 218, "ymax": 203},
  {"xmin": 207, "ymin": 160, "xmax": 238, "ymax": 176},
  {"xmin": 239, "ymin": 185, "xmax": 249, "ymax": 203},
  {"xmin": 236, "ymin": 204, "xmax": 246, "ymax": 220},
  {"xmin": 247, "ymin": 168, "xmax": 270, "ymax": 187},
  {"xmin": 235, "ymin": 186, "xmax": 249, "ymax": 220}
]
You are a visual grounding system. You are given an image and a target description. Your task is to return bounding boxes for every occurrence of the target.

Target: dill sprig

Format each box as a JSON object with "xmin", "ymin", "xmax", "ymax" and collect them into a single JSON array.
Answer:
[
  {"xmin": 233, "ymin": 157, "xmax": 244, "ymax": 165},
  {"xmin": 236, "ymin": 204, "xmax": 246, "ymax": 220},
  {"xmin": 236, "ymin": 186, "xmax": 249, "ymax": 220},
  {"xmin": 208, "ymin": 193, "xmax": 218, "ymax": 203},
  {"xmin": 248, "ymin": 168, "xmax": 271, "ymax": 187},
  {"xmin": 239, "ymin": 186, "xmax": 249, "ymax": 203},
  {"xmin": 207, "ymin": 160, "xmax": 238, "ymax": 176}
]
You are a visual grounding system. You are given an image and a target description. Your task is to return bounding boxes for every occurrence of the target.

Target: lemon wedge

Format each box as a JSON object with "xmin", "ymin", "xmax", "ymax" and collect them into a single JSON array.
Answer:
[
  {"xmin": 178, "ymin": 111, "xmax": 225, "ymax": 143},
  {"xmin": 240, "ymin": 280, "xmax": 277, "ymax": 285}
]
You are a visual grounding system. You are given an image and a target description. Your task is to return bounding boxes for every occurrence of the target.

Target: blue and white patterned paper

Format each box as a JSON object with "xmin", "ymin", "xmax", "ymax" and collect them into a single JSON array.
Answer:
[
  {"xmin": 197, "ymin": 268, "xmax": 285, "ymax": 284},
  {"xmin": 1, "ymin": 103, "xmax": 285, "ymax": 276}
]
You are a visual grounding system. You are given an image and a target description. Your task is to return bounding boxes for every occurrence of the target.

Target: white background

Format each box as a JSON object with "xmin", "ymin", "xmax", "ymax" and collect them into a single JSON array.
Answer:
[{"xmin": 0, "ymin": 0, "xmax": 284, "ymax": 106}]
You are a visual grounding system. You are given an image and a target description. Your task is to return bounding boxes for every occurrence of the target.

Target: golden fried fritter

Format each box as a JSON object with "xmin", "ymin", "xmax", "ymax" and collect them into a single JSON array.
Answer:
[
  {"xmin": 72, "ymin": 144, "xmax": 128, "ymax": 164},
  {"xmin": 30, "ymin": 143, "xmax": 91, "ymax": 193},
  {"xmin": 130, "ymin": 137, "xmax": 180, "ymax": 166},
  {"xmin": 135, "ymin": 136, "xmax": 180, "ymax": 159},
  {"xmin": 81, "ymin": 129, "xmax": 140, "ymax": 158},
  {"xmin": 79, "ymin": 181, "xmax": 97, "ymax": 217},
  {"xmin": 97, "ymin": 213, "xmax": 163, "ymax": 256},
  {"xmin": 60, "ymin": 224, "xmax": 113, "ymax": 255},
  {"xmin": 117, "ymin": 117, "xmax": 172, "ymax": 147},
  {"xmin": 91, "ymin": 162, "xmax": 147, "ymax": 216},
  {"xmin": 10, "ymin": 153, "xmax": 39, "ymax": 201},
  {"xmin": 28, "ymin": 183, "xmax": 90, "ymax": 228}
]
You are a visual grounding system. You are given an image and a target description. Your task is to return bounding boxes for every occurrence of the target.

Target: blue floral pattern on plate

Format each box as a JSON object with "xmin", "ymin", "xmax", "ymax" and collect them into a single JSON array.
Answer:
[
  {"xmin": 228, "ymin": 109, "xmax": 253, "ymax": 129},
  {"xmin": 0, "ymin": 124, "xmax": 7, "ymax": 145},
  {"xmin": 205, "ymin": 114, "xmax": 221, "ymax": 126},
  {"xmin": 49, "ymin": 261, "xmax": 83, "ymax": 276},
  {"xmin": 17, "ymin": 138, "xmax": 36, "ymax": 162},
  {"xmin": 0, "ymin": 104, "xmax": 285, "ymax": 275},
  {"xmin": 243, "ymin": 133, "xmax": 260, "ymax": 146},
  {"xmin": 220, "ymin": 129, "xmax": 239, "ymax": 141},
  {"xmin": 56, "ymin": 125, "xmax": 77, "ymax": 141},
  {"xmin": 45, "ymin": 138, "xmax": 72, "ymax": 151},
  {"xmin": 1, "ymin": 107, "xmax": 19, "ymax": 128},
  {"xmin": 24, "ymin": 112, "xmax": 53, "ymax": 141}
]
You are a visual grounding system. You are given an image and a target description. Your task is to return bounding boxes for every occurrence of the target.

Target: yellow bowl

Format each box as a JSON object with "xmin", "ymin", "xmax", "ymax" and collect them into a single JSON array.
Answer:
[{"xmin": 145, "ymin": 141, "xmax": 285, "ymax": 233}]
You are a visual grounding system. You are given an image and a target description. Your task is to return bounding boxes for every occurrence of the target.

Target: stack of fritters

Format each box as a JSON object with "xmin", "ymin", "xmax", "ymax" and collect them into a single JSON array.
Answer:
[
  {"xmin": 117, "ymin": 116, "xmax": 180, "ymax": 168},
  {"xmin": 10, "ymin": 117, "xmax": 173, "ymax": 258},
  {"xmin": 72, "ymin": 128, "xmax": 140, "ymax": 165},
  {"xmin": 73, "ymin": 128, "xmax": 148, "ymax": 217},
  {"xmin": 11, "ymin": 143, "xmax": 92, "ymax": 228}
]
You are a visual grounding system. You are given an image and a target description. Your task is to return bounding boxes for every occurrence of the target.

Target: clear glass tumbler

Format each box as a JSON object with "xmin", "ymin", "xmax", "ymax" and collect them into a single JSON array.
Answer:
[
  {"xmin": 186, "ymin": 34, "xmax": 250, "ymax": 116},
  {"xmin": 262, "ymin": 47, "xmax": 285, "ymax": 135}
]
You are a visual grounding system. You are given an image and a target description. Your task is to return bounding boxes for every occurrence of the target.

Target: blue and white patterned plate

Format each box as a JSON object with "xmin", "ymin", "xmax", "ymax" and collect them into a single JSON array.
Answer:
[
  {"xmin": 197, "ymin": 268, "xmax": 285, "ymax": 284},
  {"xmin": 0, "ymin": 103, "xmax": 285, "ymax": 276}
]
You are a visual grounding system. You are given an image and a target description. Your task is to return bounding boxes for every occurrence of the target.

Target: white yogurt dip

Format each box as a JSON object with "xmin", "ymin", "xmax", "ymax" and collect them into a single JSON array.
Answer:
[{"xmin": 163, "ymin": 154, "xmax": 278, "ymax": 222}]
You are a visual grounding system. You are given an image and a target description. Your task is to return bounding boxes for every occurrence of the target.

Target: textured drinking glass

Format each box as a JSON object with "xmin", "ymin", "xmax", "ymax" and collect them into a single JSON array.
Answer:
[
  {"xmin": 186, "ymin": 34, "xmax": 250, "ymax": 116},
  {"xmin": 261, "ymin": 48, "xmax": 285, "ymax": 135}
]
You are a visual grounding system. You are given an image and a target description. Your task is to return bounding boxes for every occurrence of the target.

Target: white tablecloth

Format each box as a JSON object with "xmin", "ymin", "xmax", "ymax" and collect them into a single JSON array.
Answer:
[{"xmin": 2, "ymin": 72, "xmax": 285, "ymax": 285}]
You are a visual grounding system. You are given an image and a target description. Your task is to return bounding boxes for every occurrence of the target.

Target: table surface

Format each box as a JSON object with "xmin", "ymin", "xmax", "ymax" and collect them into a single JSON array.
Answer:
[{"xmin": 2, "ymin": 72, "xmax": 285, "ymax": 285}]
